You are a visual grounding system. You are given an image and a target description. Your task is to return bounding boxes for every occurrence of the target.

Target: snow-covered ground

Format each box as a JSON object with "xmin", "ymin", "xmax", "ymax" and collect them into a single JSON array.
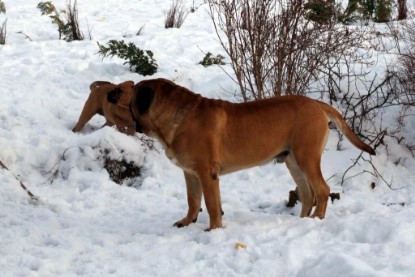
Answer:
[{"xmin": 1, "ymin": 0, "xmax": 415, "ymax": 276}]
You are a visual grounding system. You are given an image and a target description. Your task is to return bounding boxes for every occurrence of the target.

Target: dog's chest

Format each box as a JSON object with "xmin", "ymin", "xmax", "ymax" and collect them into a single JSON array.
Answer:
[
  {"xmin": 164, "ymin": 147, "xmax": 196, "ymax": 173},
  {"xmin": 165, "ymin": 148, "xmax": 181, "ymax": 166}
]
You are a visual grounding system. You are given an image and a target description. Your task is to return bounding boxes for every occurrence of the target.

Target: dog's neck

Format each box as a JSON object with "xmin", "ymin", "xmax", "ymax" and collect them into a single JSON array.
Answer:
[
  {"xmin": 155, "ymin": 97, "xmax": 202, "ymax": 148},
  {"xmin": 173, "ymin": 97, "xmax": 202, "ymax": 125}
]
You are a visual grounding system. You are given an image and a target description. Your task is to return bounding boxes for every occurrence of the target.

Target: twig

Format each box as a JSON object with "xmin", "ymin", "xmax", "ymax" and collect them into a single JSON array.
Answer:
[
  {"xmin": 136, "ymin": 24, "xmax": 145, "ymax": 36},
  {"xmin": 362, "ymin": 155, "xmax": 404, "ymax": 190},
  {"xmin": 85, "ymin": 18, "xmax": 93, "ymax": 40},
  {"xmin": 339, "ymin": 152, "xmax": 402, "ymax": 190},
  {"xmin": 41, "ymin": 146, "xmax": 83, "ymax": 183},
  {"xmin": 16, "ymin": 31, "xmax": 32, "ymax": 41},
  {"xmin": 0, "ymin": 159, "xmax": 39, "ymax": 203}
]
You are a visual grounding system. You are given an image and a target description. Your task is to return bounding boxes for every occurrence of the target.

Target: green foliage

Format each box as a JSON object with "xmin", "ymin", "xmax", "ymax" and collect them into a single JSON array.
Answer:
[
  {"xmin": 37, "ymin": 1, "xmax": 83, "ymax": 41},
  {"xmin": 304, "ymin": 0, "xmax": 336, "ymax": 24},
  {"xmin": 374, "ymin": 0, "xmax": 393, "ymax": 22},
  {"xmin": 0, "ymin": 0, "xmax": 6, "ymax": 14},
  {"xmin": 199, "ymin": 52, "xmax": 225, "ymax": 67},
  {"xmin": 358, "ymin": 0, "xmax": 375, "ymax": 20},
  {"xmin": 338, "ymin": 0, "xmax": 360, "ymax": 24},
  {"xmin": 37, "ymin": 1, "xmax": 56, "ymax": 15},
  {"xmin": 37, "ymin": 2, "xmax": 65, "ymax": 38},
  {"xmin": 97, "ymin": 40, "xmax": 158, "ymax": 76},
  {"xmin": 339, "ymin": 0, "xmax": 392, "ymax": 23}
]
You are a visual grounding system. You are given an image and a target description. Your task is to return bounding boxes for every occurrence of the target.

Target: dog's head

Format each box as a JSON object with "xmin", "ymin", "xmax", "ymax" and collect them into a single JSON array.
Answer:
[
  {"xmin": 129, "ymin": 78, "xmax": 200, "ymax": 140},
  {"xmin": 89, "ymin": 81, "xmax": 113, "ymax": 91},
  {"xmin": 107, "ymin": 80, "xmax": 135, "ymax": 107}
]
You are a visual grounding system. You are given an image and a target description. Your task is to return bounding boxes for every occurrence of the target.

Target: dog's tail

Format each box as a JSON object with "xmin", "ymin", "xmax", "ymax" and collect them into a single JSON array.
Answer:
[
  {"xmin": 317, "ymin": 101, "xmax": 376, "ymax": 155},
  {"xmin": 89, "ymin": 81, "xmax": 113, "ymax": 90}
]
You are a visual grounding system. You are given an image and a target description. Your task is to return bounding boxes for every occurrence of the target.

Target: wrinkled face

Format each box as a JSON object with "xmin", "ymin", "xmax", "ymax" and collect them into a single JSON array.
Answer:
[
  {"xmin": 128, "ymin": 78, "xmax": 198, "ymax": 139},
  {"xmin": 129, "ymin": 83, "xmax": 155, "ymax": 134},
  {"xmin": 107, "ymin": 80, "xmax": 135, "ymax": 106},
  {"xmin": 128, "ymin": 103, "xmax": 142, "ymax": 133}
]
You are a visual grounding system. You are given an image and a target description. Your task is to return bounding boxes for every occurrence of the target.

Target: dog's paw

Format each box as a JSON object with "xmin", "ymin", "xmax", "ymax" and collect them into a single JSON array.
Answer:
[
  {"xmin": 204, "ymin": 222, "xmax": 223, "ymax": 232},
  {"xmin": 173, "ymin": 222, "xmax": 185, "ymax": 228},
  {"xmin": 173, "ymin": 217, "xmax": 197, "ymax": 228}
]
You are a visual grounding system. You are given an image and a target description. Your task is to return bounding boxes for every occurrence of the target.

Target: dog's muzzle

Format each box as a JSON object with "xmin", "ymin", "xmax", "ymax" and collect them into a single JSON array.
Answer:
[{"xmin": 129, "ymin": 103, "xmax": 143, "ymax": 133}]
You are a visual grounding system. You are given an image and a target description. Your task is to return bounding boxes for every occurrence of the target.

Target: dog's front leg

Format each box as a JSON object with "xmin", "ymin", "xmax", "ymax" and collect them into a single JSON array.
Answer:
[
  {"xmin": 173, "ymin": 171, "xmax": 202, "ymax": 228},
  {"xmin": 199, "ymin": 167, "xmax": 222, "ymax": 231},
  {"xmin": 72, "ymin": 97, "xmax": 97, "ymax": 133}
]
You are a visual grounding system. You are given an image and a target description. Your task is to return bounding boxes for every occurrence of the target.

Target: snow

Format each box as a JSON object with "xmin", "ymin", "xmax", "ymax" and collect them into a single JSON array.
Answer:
[{"xmin": 1, "ymin": 0, "xmax": 415, "ymax": 276}]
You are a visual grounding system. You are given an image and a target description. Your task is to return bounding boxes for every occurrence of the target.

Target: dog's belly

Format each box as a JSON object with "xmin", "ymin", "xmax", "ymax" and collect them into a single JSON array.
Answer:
[
  {"xmin": 219, "ymin": 145, "xmax": 288, "ymax": 175},
  {"xmin": 216, "ymin": 122, "xmax": 290, "ymax": 175},
  {"xmin": 220, "ymin": 161, "xmax": 271, "ymax": 175}
]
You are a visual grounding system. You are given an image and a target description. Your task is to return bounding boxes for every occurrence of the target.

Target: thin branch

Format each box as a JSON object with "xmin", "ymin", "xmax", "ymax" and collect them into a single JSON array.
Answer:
[
  {"xmin": 16, "ymin": 31, "xmax": 33, "ymax": 41},
  {"xmin": 0, "ymin": 160, "xmax": 39, "ymax": 203}
]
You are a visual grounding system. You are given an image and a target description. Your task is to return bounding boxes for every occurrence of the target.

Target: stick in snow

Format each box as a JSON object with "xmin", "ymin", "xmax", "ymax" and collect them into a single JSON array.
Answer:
[{"xmin": 0, "ymin": 159, "xmax": 39, "ymax": 202}]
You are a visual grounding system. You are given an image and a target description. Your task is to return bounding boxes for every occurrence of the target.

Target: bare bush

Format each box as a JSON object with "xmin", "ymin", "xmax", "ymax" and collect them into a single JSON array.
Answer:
[
  {"xmin": 387, "ymin": 20, "xmax": 415, "ymax": 105},
  {"xmin": 0, "ymin": 1, "xmax": 5, "ymax": 14},
  {"xmin": 382, "ymin": 20, "xmax": 415, "ymax": 154},
  {"xmin": 190, "ymin": 0, "xmax": 206, "ymax": 13},
  {"xmin": 65, "ymin": 0, "xmax": 84, "ymax": 40},
  {"xmin": 208, "ymin": 0, "xmax": 415, "ymax": 189},
  {"xmin": 397, "ymin": 0, "xmax": 408, "ymax": 20},
  {"xmin": 324, "ymin": 19, "xmax": 415, "ymax": 185},
  {"xmin": 165, "ymin": 0, "xmax": 188, "ymax": 28},
  {"xmin": 0, "ymin": 0, "xmax": 5, "ymax": 45},
  {"xmin": 0, "ymin": 19, "xmax": 5, "ymax": 45},
  {"xmin": 207, "ymin": 0, "xmax": 370, "ymax": 101},
  {"xmin": 334, "ymin": 73, "xmax": 402, "ymax": 147}
]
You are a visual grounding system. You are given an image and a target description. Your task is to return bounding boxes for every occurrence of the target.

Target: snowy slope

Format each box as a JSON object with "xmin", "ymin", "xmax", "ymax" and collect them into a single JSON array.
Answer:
[{"xmin": 1, "ymin": 0, "xmax": 415, "ymax": 276}]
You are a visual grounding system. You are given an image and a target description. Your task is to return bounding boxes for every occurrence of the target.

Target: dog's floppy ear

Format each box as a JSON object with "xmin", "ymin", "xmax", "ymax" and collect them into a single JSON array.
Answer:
[
  {"xmin": 135, "ymin": 86, "xmax": 155, "ymax": 114},
  {"xmin": 90, "ymin": 81, "xmax": 112, "ymax": 90},
  {"xmin": 107, "ymin": 88, "xmax": 121, "ymax": 104}
]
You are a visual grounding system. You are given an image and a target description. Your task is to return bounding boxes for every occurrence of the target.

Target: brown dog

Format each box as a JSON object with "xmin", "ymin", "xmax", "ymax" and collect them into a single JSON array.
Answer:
[
  {"xmin": 121, "ymin": 78, "xmax": 375, "ymax": 231},
  {"xmin": 72, "ymin": 80, "xmax": 135, "ymax": 135}
]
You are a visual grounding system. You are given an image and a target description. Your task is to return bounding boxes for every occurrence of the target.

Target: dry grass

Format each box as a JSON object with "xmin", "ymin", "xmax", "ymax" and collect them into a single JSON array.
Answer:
[
  {"xmin": 64, "ymin": 0, "xmax": 84, "ymax": 41},
  {"xmin": 0, "ymin": 19, "xmax": 6, "ymax": 45},
  {"xmin": 164, "ymin": 0, "xmax": 188, "ymax": 28}
]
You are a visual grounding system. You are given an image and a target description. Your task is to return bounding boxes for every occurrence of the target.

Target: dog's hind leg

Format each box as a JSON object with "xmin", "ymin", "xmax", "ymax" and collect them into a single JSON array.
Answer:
[
  {"xmin": 307, "ymin": 166, "xmax": 329, "ymax": 219},
  {"xmin": 288, "ymin": 108, "xmax": 330, "ymax": 219},
  {"xmin": 173, "ymin": 171, "xmax": 203, "ymax": 228},
  {"xmin": 285, "ymin": 155, "xmax": 314, "ymax": 217},
  {"xmin": 294, "ymin": 154, "xmax": 330, "ymax": 219}
]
